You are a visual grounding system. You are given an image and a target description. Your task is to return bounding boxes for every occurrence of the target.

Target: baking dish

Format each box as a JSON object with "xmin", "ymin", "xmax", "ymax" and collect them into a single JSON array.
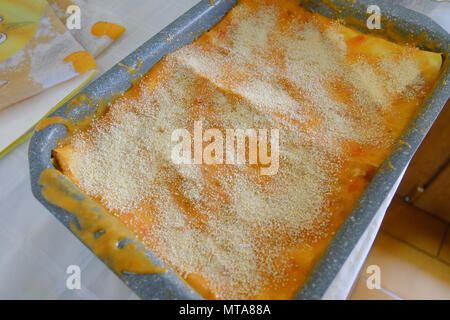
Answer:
[{"xmin": 29, "ymin": 0, "xmax": 450, "ymax": 299}]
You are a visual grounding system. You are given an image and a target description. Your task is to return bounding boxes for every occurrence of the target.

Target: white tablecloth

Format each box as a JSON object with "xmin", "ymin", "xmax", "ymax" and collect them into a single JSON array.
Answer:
[{"xmin": 0, "ymin": 0, "xmax": 448, "ymax": 300}]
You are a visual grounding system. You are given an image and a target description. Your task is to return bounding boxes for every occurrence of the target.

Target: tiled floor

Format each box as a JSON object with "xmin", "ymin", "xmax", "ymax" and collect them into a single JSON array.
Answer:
[{"xmin": 350, "ymin": 196, "xmax": 450, "ymax": 300}]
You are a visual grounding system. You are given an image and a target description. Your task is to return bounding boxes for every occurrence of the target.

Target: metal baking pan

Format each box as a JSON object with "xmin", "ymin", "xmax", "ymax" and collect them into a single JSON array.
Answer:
[{"xmin": 29, "ymin": 0, "xmax": 450, "ymax": 300}]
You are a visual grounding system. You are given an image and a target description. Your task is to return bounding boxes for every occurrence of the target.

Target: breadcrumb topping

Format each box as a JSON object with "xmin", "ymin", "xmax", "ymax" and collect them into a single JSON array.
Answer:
[{"xmin": 61, "ymin": 0, "xmax": 428, "ymax": 299}]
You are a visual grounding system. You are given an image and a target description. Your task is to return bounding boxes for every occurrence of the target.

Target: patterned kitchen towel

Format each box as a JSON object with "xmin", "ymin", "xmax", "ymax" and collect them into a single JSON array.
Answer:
[
  {"xmin": 48, "ymin": 0, "xmax": 126, "ymax": 57},
  {"xmin": 0, "ymin": 0, "xmax": 95, "ymax": 110},
  {"xmin": 0, "ymin": 0, "xmax": 126, "ymax": 111}
]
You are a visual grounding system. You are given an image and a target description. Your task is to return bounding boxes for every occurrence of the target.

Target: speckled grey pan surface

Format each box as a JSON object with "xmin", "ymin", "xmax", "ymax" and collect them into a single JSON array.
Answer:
[{"xmin": 29, "ymin": 0, "xmax": 450, "ymax": 300}]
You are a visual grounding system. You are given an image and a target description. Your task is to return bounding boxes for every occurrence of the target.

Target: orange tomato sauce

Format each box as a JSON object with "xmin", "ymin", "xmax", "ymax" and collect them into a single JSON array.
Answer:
[{"xmin": 44, "ymin": 0, "xmax": 443, "ymax": 299}]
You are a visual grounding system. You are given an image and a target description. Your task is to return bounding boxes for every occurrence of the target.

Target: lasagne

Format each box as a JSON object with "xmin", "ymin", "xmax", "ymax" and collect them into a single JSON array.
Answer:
[{"xmin": 52, "ymin": 0, "xmax": 443, "ymax": 299}]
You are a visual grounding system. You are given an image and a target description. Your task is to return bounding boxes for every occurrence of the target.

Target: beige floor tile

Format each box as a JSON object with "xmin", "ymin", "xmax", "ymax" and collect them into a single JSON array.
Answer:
[
  {"xmin": 363, "ymin": 232, "xmax": 450, "ymax": 300},
  {"xmin": 381, "ymin": 196, "xmax": 447, "ymax": 256},
  {"xmin": 350, "ymin": 277, "xmax": 398, "ymax": 300},
  {"xmin": 439, "ymin": 229, "xmax": 450, "ymax": 264}
]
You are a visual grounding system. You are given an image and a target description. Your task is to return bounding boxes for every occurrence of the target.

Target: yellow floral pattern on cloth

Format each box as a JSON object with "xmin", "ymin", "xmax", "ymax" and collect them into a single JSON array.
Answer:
[
  {"xmin": 63, "ymin": 51, "xmax": 97, "ymax": 73},
  {"xmin": 0, "ymin": 0, "xmax": 46, "ymax": 62},
  {"xmin": 48, "ymin": 0, "xmax": 126, "ymax": 57},
  {"xmin": 0, "ymin": 0, "xmax": 96, "ymax": 110},
  {"xmin": 91, "ymin": 22, "xmax": 126, "ymax": 40},
  {"xmin": 0, "ymin": 0, "xmax": 126, "ymax": 111}
]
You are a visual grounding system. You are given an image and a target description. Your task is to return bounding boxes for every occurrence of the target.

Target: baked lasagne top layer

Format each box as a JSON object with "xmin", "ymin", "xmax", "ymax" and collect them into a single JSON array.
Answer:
[{"xmin": 53, "ymin": 0, "xmax": 442, "ymax": 299}]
